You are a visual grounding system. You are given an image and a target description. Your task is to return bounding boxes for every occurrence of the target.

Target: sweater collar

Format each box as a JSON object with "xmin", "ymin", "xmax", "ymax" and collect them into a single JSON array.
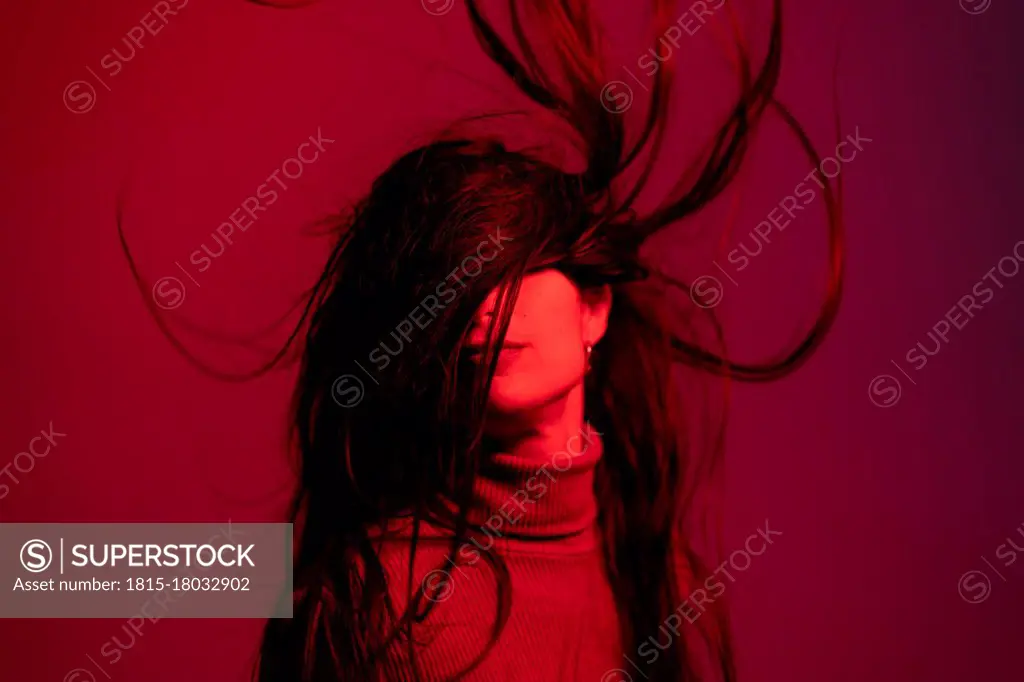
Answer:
[{"xmin": 468, "ymin": 422, "xmax": 603, "ymax": 540}]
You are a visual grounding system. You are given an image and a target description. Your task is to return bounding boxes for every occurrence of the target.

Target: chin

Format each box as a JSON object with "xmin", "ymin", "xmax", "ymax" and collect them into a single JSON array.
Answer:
[{"xmin": 485, "ymin": 375, "xmax": 578, "ymax": 415}]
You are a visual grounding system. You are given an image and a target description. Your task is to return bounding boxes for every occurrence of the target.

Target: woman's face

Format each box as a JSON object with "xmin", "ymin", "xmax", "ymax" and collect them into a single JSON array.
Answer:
[{"xmin": 465, "ymin": 269, "xmax": 611, "ymax": 414}]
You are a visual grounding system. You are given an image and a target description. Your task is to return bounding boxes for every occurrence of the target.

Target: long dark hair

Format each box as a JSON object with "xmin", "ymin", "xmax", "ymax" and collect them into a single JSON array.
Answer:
[{"xmin": 119, "ymin": 1, "xmax": 843, "ymax": 680}]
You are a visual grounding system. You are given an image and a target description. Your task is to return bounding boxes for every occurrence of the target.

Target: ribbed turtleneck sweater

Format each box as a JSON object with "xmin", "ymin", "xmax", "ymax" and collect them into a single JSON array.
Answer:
[{"xmin": 374, "ymin": 424, "xmax": 623, "ymax": 681}]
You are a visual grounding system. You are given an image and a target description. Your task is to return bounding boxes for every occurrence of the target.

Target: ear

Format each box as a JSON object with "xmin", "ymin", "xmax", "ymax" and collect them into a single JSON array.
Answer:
[{"xmin": 580, "ymin": 284, "xmax": 612, "ymax": 346}]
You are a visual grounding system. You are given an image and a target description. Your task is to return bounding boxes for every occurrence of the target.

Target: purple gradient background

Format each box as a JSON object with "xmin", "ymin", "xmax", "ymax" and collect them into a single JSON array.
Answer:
[{"xmin": 1, "ymin": 1, "xmax": 1022, "ymax": 681}]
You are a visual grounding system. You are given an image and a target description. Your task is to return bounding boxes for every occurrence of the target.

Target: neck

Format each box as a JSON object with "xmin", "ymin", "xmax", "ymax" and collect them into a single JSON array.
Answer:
[
  {"xmin": 470, "ymin": 384, "xmax": 602, "ymax": 540},
  {"xmin": 483, "ymin": 383, "xmax": 585, "ymax": 463}
]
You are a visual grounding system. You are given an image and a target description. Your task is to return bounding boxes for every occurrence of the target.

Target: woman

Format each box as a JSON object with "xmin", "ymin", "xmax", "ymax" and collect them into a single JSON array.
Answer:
[
  {"xmin": 256, "ymin": 0, "xmax": 844, "ymax": 679},
  {"xmin": 122, "ymin": 0, "xmax": 842, "ymax": 679}
]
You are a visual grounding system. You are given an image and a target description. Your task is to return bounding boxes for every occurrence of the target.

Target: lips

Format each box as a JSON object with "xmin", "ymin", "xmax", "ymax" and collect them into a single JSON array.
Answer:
[
  {"xmin": 464, "ymin": 338, "xmax": 528, "ymax": 352},
  {"xmin": 463, "ymin": 341, "xmax": 528, "ymax": 362}
]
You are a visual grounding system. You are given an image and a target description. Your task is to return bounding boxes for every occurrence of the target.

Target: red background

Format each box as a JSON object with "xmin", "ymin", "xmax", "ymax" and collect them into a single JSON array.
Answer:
[{"xmin": 1, "ymin": 0, "xmax": 1022, "ymax": 680}]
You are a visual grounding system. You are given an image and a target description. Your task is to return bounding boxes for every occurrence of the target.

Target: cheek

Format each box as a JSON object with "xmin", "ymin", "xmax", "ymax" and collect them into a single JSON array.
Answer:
[
  {"xmin": 538, "ymin": 302, "xmax": 586, "ymax": 372},
  {"xmin": 531, "ymin": 332, "xmax": 583, "ymax": 374},
  {"xmin": 513, "ymin": 316, "xmax": 585, "ymax": 390}
]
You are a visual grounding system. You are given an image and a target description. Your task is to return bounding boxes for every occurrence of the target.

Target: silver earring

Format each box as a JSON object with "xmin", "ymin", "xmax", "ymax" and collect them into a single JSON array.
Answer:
[{"xmin": 584, "ymin": 343, "xmax": 593, "ymax": 374}]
